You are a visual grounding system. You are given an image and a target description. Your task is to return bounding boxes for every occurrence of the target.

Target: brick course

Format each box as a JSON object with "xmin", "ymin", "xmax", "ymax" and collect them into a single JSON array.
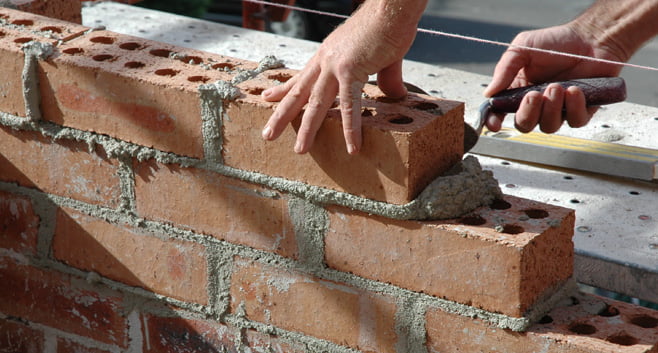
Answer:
[{"xmin": 0, "ymin": 5, "xmax": 655, "ymax": 353}]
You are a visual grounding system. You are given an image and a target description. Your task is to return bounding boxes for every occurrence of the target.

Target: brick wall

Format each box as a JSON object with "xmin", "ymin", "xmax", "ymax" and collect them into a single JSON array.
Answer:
[{"xmin": 1, "ymin": 4, "xmax": 657, "ymax": 353}]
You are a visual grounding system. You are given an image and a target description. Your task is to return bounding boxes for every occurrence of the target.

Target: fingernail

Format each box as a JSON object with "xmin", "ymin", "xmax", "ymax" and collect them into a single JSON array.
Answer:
[
  {"xmin": 262, "ymin": 125, "xmax": 272, "ymax": 140},
  {"xmin": 294, "ymin": 141, "xmax": 303, "ymax": 154},
  {"xmin": 261, "ymin": 89, "xmax": 271, "ymax": 99},
  {"xmin": 347, "ymin": 143, "xmax": 357, "ymax": 154}
]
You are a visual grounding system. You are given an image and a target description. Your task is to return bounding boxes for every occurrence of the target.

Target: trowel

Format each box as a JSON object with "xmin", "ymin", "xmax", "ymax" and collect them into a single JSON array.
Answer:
[{"xmin": 463, "ymin": 77, "xmax": 627, "ymax": 151}]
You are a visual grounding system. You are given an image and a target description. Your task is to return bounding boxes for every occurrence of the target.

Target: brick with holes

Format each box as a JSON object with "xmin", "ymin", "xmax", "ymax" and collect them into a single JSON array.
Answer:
[
  {"xmin": 325, "ymin": 195, "xmax": 576, "ymax": 318},
  {"xmin": 224, "ymin": 75, "xmax": 465, "ymax": 204},
  {"xmin": 38, "ymin": 29, "xmax": 256, "ymax": 158},
  {"xmin": 0, "ymin": 7, "xmax": 88, "ymax": 117}
]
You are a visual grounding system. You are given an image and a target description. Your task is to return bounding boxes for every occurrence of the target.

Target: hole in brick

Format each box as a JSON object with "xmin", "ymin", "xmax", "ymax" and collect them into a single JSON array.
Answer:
[
  {"xmin": 92, "ymin": 54, "xmax": 114, "ymax": 62},
  {"xmin": 501, "ymin": 224, "xmax": 524, "ymax": 234},
  {"xmin": 489, "ymin": 199, "xmax": 512, "ymax": 210},
  {"xmin": 90, "ymin": 36, "xmax": 115, "ymax": 44},
  {"xmin": 177, "ymin": 55, "xmax": 203, "ymax": 65},
  {"xmin": 459, "ymin": 215, "xmax": 486, "ymax": 226},
  {"xmin": 538, "ymin": 315, "xmax": 553, "ymax": 324},
  {"xmin": 267, "ymin": 72, "xmax": 292, "ymax": 82},
  {"xmin": 119, "ymin": 42, "xmax": 142, "ymax": 50},
  {"xmin": 11, "ymin": 19, "xmax": 34, "ymax": 26},
  {"xmin": 150, "ymin": 49, "xmax": 173, "ymax": 58},
  {"xmin": 63, "ymin": 47, "xmax": 84, "ymax": 55},
  {"xmin": 40, "ymin": 26, "xmax": 63, "ymax": 33},
  {"xmin": 388, "ymin": 115, "xmax": 414, "ymax": 125},
  {"xmin": 212, "ymin": 62, "xmax": 235, "ymax": 70},
  {"xmin": 247, "ymin": 87, "xmax": 265, "ymax": 95},
  {"xmin": 629, "ymin": 314, "xmax": 658, "ymax": 328},
  {"xmin": 125, "ymin": 61, "xmax": 145, "ymax": 69},
  {"xmin": 598, "ymin": 304, "xmax": 619, "ymax": 317},
  {"xmin": 524, "ymin": 209, "xmax": 549, "ymax": 219},
  {"xmin": 0, "ymin": 30, "xmax": 4, "ymax": 38},
  {"xmin": 14, "ymin": 37, "xmax": 34, "ymax": 44},
  {"xmin": 411, "ymin": 101, "xmax": 439, "ymax": 110},
  {"xmin": 568, "ymin": 323, "xmax": 597, "ymax": 335},
  {"xmin": 188, "ymin": 75, "xmax": 210, "ymax": 83},
  {"xmin": 361, "ymin": 108, "xmax": 374, "ymax": 117},
  {"xmin": 155, "ymin": 68, "xmax": 178, "ymax": 77},
  {"xmin": 606, "ymin": 333, "xmax": 639, "ymax": 346}
]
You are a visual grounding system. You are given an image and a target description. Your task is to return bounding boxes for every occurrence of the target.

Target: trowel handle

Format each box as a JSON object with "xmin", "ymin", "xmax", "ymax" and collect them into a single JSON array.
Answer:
[{"xmin": 488, "ymin": 77, "xmax": 627, "ymax": 113}]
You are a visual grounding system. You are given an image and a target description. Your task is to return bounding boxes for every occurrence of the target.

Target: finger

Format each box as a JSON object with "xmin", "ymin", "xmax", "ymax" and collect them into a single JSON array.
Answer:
[
  {"xmin": 514, "ymin": 91, "xmax": 542, "ymax": 133},
  {"xmin": 377, "ymin": 60, "xmax": 407, "ymax": 98},
  {"xmin": 484, "ymin": 48, "xmax": 528, "ymax": 97},
  {"xmin": 564, "ymin": 86, "xmax": 590, "ymax": 128},
  {"xmin": 338, "ymin": 79, "xmax": 365, "ymax": 154},
  {"xmin": 261, "ymin": 68, "xmax": 318, "ymax": 141},
  {"xmin": 485, "ymin": 112, "xmax": 505, "ymax": 132},
  {"xmin": 539, "ymin": 83, "xmax": 565, "ymax": 133},
  {"xmin": 262, "ymin": 73, "xmax": 300, "ymax": 102},
  {"xmin": 293, "ymin": 73, "xmax": 339, "ymax": 154}
]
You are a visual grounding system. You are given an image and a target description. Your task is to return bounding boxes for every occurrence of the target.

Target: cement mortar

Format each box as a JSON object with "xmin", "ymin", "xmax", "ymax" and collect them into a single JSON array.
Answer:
[{"xmin": 21, "ymin": 41, "xmax": 53, "ymax": 121}]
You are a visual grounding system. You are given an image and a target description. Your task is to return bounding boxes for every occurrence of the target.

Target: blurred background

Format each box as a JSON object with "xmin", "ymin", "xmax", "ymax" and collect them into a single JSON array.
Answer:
[{"xmin": 136, "ymin": 0, "xmax": 658, "ymax": 108}]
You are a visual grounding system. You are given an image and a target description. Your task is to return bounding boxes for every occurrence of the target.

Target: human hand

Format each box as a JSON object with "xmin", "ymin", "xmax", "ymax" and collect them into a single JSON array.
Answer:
[
  {"xmin": 483, "ymin": 24, "xmax": 623, "ymax": 133},
  {"xmin": 260, "ymin": 0, "xmax": 425, "ymax": 154}
]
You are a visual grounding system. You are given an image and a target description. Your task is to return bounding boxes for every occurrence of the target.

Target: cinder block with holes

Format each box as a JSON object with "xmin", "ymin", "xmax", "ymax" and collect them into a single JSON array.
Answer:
[
  {"xmin": 38, "ymin": 29, "xmax": 256, "ymax": 158},
  {"xmin": 325, "ymin": 195, "xmax": 576, "ymax": 318},
  {"xmin": 426, "ymin": 292, "xmax": 658, "ymax": 352},
  {"xmin": 226, "ymin": 74, "xmax": 465, "ymax": 204},
  {"xmin": 0, "ymin": 8, "xmax": 88, "ymax": 117}
]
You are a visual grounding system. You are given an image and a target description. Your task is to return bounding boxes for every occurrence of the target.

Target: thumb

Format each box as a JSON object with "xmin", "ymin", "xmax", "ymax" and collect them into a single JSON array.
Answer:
[{"xmin": 376, "ymin": 60, "xmax": 407, "ymax": 98}]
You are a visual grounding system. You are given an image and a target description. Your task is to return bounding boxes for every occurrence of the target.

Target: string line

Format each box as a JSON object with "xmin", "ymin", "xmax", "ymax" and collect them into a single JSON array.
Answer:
[{"xmin": 243, "ymin": 0, "xmax": 658, "ymax": 73}]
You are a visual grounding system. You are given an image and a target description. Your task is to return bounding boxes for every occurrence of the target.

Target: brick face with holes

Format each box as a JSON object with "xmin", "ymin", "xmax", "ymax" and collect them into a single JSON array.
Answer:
[{"xmin": 0, "ymin": 5, "xmax": 657, "ymax": 353}]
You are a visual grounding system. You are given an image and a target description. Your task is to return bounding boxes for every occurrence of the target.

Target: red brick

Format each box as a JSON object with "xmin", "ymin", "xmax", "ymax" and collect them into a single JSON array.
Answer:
[
  {"xmin": 142, "ymin": 314, "xmax": 308, "ymax": 353},
  {"xmin": 4, "ymin": 0, "xmax": 82, "ymax": 23},
  {"xmin": 230, "ymin": 257, "xmax": 399, "ymax": 353},
  {"xmin": 0, "ymin": 8, "xmax": 86, "ymax": 117},
  {"xmin": 57, "ymin": 338, "xmax": 112, "ymax": 353},
  {"xmin": 133, "ymin": 160, "xmax": 298, "ymax": 259},
  {"xmin": 0, "ymin": 190, "xmax": 39, "ymax": 255},
  {"xmin": 39, "ymin": 30, "xmax": 255, "ymax": 158},
  {"xmin": 53, "ymin": 207, "xmax": 209, "ymax": 305},
  {"xmin": 0, "ymin": 318, "xmax": 44, "ymax": 353},
  {"xmin": 325, "ymin": 195, "xmax": 575, "ymax": 318},
  {"xmin": 224, "ymin": 74, "xmax": 464, "ymax": 205},
  {"xmin": 426, "ymin": 293, "xmax": 658, "ymax": 353},
  {"xmin": 0, "ymin": 126, "xmax": 122, "ymax": 207},
  {"xmin": 0, "ymin": 256, "xmax": 128, "ymax": 347}
]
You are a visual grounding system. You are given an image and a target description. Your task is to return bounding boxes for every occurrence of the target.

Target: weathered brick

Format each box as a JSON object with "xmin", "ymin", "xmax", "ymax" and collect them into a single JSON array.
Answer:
[
  {"xmin": 2, "ymin": 0, "xmax": 82, "ymax": 23},
  {"xmin": 133, "ymin": 159, "xmax": 298, "ymax": 259},
  {"xmin": 53, "ymin": 207, "xmax": 209, "ymax": 305},
  {"xmin": 0, "ymin": 126, "xmax": 122, "ymax": 207},
  {"xmin": 426, "ymin": 293, "xmax": 658, "ymax": 353},
  {"xmin": 325, "ymin": 195, "xmax": 575, "ymax": 318},
  {"xmin": 0, "ymin": 318, "xmax": 44, "ymax": 353},
  {"xmin": 142, "ymin": 314, "xmax": 308, "ymax": 353},
  {"xmin": 230, "ymin": 257, "xmax": 399, "ymax": 353},
  {"xmin": 0, "ymin": 190, "xmax": 39, "ymax": 255},
  {"xmin": 57, "ymin": 338, "xmax": 112, "ymax": 353},
  {"xmin": 224, "ymin": 74, "xmax": 464, "ymax": 205},
  {"xmin": 0, "ymin": 256, "xmax": 128, "ymax": 347},
  {"xmin": 39, "ymin": 30, "xmax": 255, "ymax": 158}
]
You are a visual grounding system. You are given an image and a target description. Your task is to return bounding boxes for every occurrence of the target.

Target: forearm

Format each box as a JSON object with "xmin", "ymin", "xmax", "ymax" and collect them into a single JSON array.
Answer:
[{"xmin": 569, "ymin": 0, "xmax": 658, "ymax": 61}]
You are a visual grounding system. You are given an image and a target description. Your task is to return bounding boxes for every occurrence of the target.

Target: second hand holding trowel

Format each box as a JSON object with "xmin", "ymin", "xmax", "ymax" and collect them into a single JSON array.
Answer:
[{"xmin": 464, "ymin": 77, "xmax": 627, "ymax": 151}]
